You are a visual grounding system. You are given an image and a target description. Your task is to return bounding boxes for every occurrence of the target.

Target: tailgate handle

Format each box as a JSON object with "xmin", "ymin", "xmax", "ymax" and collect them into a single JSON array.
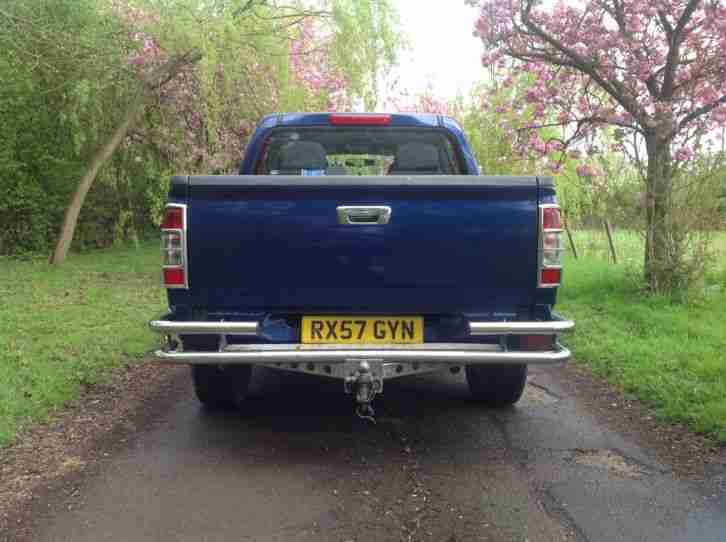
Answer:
[{"xmin": 337, "ymin": 206, "xmax": 391, "ymax": 225}]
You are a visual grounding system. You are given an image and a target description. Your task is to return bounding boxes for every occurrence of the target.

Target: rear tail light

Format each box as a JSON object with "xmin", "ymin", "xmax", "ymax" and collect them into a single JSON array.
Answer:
[
  {"xmin": 539, "ymin": 204, "xmax": 564, "ymax": 288},
  {"xmin": 161, "ymin": 206, "xmax": 184, "ymax": 229},
  {"xmin": 161, "ymin": 204, "xmax": 188, "ymax": 289}
]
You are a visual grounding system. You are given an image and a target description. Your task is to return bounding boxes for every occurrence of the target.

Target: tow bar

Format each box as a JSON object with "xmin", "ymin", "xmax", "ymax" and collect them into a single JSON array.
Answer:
[{"xmin": 343, "ymin": 360, "xmax": 383, "ymax": 423}]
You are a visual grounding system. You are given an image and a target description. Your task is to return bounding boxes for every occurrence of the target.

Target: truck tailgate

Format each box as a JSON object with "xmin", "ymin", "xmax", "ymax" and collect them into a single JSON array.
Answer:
[{"xmin": 183, "ymin": 175, "xmax": 540, "ymax": 314}]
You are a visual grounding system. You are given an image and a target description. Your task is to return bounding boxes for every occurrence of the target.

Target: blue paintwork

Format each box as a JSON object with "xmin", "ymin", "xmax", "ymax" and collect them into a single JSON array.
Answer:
[
  {"xmin": 172, "ymin": 182, "xmax": 538, "ymax": 315},
  {"xmin": 440, "ymin": 115, "xmax": 479, "ymax": 175},
  {"xmin": 168, "ymin": 113, "xmax": 560, "ymax": 331}
]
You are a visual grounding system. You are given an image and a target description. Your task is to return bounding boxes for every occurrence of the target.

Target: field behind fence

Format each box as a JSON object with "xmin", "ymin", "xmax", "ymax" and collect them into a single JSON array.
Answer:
[
  {"xmin": 558, "ymin": 230, "xmax": 726, "ymax": 441},
  {"xmin": 567, "ymin": 228, "xmax": 726, "ymax": 279}
]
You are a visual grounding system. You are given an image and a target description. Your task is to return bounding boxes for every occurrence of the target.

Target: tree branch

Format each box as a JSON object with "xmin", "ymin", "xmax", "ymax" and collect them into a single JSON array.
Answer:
[
  {"xmin": 142, "ymin": 50, "xmax": 203, "ymax": 90},
  {"xmin": 518, "ymin": 114, "xmax": 642, "ymax": 135},
  {"xmin": 660, "ymin": 0, "xmax": 702, "ymax": 98},
  {"xmin": 518, "ymin": 0, "xmax": 643, "ymax": 124},
  {"xmin": 678, "ymin": 94, "xmax": 726, "ymax": 131}
]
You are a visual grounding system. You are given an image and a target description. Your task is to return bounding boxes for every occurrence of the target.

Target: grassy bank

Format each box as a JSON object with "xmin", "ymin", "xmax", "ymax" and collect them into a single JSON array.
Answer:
[
  {"xmin": 0, "ymin": 244, "xmax": 165, "ymax": 446},
  {"xmin": 558, "ymin": 230, "xmax": 726, "ymax": 441}
]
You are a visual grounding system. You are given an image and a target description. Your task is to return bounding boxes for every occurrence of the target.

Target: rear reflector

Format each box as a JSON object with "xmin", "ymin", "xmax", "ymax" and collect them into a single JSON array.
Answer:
[
  {"xmin": 163, "ymin": 268, "xmax": 186, "ymax": 286},
  {"xmin": 540, "ymin": 268, "xmax": 561, "ymax": 285},
  {"xmin": 329, "ymin": 114, "xmax": 391, "ymax": 126},
  {"xmin": 162, "ymin": 231, "xmax": 183, "ymax": 266},
  {"xmin": 161, "ymin": 206, "xmax": 184, "ymax": 230},
  {"xmin": 519, "ymin": 335, "xmax": 554, "ymax": 351}
]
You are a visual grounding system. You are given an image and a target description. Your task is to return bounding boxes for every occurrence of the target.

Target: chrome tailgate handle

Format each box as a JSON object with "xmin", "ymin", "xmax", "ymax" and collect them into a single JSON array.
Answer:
[{"xmin": 337, "ymin": 206, "xmax": 391, "ymax": 225}]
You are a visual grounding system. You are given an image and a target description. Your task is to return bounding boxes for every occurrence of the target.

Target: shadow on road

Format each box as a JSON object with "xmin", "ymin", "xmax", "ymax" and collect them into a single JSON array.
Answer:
[{"xmin": 193, "ymin": 366, "xmax": 498, "ymax": 435}]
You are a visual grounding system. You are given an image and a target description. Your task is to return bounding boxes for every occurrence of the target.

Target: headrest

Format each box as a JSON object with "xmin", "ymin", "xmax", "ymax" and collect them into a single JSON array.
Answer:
[
  {"xmin": 278, "ymin": 141, "xmax": 328, "ymax": 170},
  {"xmin": 326, "ymin": 165, "xmax": 348, "ymax": 175},
  {"xmin": 391, "ymin": 143, "xmax": 441, "ymax": 173}
]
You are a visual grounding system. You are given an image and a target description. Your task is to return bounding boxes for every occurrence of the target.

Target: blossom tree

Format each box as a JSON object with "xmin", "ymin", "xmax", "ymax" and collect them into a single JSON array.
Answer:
[
  {"xmin": 386, "ymin": 89, "xmax": 455, "ymax": 115},
  {"xmin": 46, "ymin": 1, "xmax": 205, "ymax": 264},
  {"xmin": 49, "ymin": 0, "xmax": 360, "ymax": 264},
  {"xmin": 472, "ymin": 0, "xmax": 726, "ymax": 291},
  {"xmin": 290, "ymin": 18, "xmax": 351, "ymax": 111},
  {"xmin": 140, "ymin": 15, "xmax": 352, "ymax": 177}
]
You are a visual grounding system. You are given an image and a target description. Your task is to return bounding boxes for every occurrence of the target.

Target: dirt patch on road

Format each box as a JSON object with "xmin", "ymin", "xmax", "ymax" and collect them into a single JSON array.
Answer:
[
  {"xmin": 573, "ymin": 449, "xmax": 647, "ymax": 479},
  {"xmin": 0, "ymin": 360, "xmax": 186, "ymax": 542}
]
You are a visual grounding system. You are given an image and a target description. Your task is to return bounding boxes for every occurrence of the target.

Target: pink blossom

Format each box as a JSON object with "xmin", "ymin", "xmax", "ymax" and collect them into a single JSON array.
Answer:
[
  {"xmin": 675, "ymin": 148, "xmax": 693, "ymax": 162},
  {"xmin": 473, "ymin": 0, "xmax": 726, "ymax": 168}
]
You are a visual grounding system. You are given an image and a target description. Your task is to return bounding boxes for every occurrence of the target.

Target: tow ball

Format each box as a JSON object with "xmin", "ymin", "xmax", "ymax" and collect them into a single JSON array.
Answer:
[{"xmin": 343, "ymin": 360, "xmax": 383, "ymax": 423}]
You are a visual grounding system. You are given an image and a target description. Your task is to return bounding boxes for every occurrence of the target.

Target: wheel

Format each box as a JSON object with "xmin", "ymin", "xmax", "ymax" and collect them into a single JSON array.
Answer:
[
  {"xmin": 191, "ymin": 365, "xmax": 252, "ymax": 409},
  {"xmin": 465, "ymin": 364, "xmax": 527, "ymax": 407},
  {"xmin": 181, "ymin": 335, "xmax": 252, "ymax": 409}
]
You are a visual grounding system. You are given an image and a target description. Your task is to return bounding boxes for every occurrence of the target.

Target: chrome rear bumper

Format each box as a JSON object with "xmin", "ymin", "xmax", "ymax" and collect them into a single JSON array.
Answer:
[
  {"xmin": 151, "ymin": 342, "xmax": 571, "ymax": 365},
  {"xmin": 148, "ymin": 316, "xmax": 574, "ymax": 366}
]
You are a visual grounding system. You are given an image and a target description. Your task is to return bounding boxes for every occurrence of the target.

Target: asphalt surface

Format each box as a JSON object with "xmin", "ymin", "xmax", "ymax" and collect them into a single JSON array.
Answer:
[{"xmin": 28, "ymin": 366, "xmax": 726, "ymax": 542}]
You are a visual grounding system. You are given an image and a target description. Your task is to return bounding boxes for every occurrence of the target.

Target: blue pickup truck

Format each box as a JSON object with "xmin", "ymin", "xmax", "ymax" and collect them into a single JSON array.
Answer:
[{"xmin": 150, "ymin": 112, "xmax": 574, "ymax": 418}]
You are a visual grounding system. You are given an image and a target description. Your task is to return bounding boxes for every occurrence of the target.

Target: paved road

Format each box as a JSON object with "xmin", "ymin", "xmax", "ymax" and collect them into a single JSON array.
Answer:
[{"xmin": 30, "ymin": 366, "xmax": 726, "ymax": 542}]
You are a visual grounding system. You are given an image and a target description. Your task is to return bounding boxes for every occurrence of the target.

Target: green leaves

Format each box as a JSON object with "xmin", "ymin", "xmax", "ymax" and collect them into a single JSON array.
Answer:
[
  {"xmin": 327, "ymin": 0, "xmax": 401, "ymax": 109},
  {"xmin": 0, "ymin": 0, "xmax": 403, "ymax": 257}
]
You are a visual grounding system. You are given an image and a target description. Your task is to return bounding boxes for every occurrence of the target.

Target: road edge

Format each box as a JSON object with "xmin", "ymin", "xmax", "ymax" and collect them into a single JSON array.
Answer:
[{"xmin": 0, "ymin": 360, "xmax": 188, "ymax": 542}]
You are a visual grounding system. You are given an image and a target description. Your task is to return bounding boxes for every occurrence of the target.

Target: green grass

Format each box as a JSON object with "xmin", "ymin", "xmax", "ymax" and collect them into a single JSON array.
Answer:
[
  {"xmin": 558, "ymin": 230, "xmax": 726, "ymax": 441},
  {"xmin": 0, "ymin": 244, "xmax": 165, "ymax": 446}
]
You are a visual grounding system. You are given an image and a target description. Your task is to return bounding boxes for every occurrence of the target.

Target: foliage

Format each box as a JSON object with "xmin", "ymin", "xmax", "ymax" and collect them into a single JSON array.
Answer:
[
  {"xmin": 388, "ymin": 83, "xmax": 551, "ymax": 174},
  {"xmin": 558, "ymin": 148, "xmax": 643, "ymax": 228},
  {"xmin": 0, "ymin": 175, "xmax": 56, "ymax": 255},
  {"xmin": 0, "ymin": 0, "xmax": 136, "ymax": 254},
  {"xmin": 558, "ymin": 231, "xmax": 726, "ymax": 441},
  {"xmin": 471, "ymin": 0, "xmax": 726, "ymax": 293},
  {"xmin": 327, "ymin": 0, "xmax": 401, "ymax": 110},
  {"xmin": 0, "ymin": 0, "xmax": 402, "ymax": 255},
  {"xmin": 460, "ymin": 82, "xmax": 557, "ymax": 176},
  {"xmin": 472, "ymin": 0, "xmax": 726, "ymax": 159}
]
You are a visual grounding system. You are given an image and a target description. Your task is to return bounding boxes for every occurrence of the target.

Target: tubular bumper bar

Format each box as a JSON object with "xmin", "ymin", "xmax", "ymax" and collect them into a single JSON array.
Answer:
[
  {"xmin": 148, "ymin": 320, "xmax": 259, "ymax": 335},
  {"xmin": 468, "ymin": 318, "xmax": 574, "ymax": 335},
  {"xmin": 148, "ymin": 317, "xmax": 574, "ymax": 338},
  {"xmin": 153, "ymin": 343, "xmax": 570, "ymax": 365},
  {"xmin": 149, "ymin": 316, "xmax": 573, "ymax": 366},
  {"xmin": 151, "ymin": 342, "xmax": 571, "ymax": 365}
]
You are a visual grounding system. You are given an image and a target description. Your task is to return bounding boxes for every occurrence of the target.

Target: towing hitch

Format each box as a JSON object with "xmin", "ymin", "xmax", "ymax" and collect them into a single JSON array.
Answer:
[{"xmin": 343, "ymin": 360, "xmax": 383, "ymax": 423}]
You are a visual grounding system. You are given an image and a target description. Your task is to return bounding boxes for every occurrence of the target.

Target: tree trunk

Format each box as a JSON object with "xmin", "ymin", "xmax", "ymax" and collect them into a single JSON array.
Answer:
[
  {"xmin": 49, "ymin": 91, "xmax": 147, "ymax": 265},
  {"xmin": 48, "ymin": 51, "xmax": 202, "ymax": 265},
  {"xmin": 643, "ymin": 135, "xmax": 673, "ymax": 291}
]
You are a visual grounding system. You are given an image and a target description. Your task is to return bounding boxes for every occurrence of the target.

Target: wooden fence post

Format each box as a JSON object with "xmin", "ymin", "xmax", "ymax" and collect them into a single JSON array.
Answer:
[
  {"xmin": 604, "ymin": 220, "xmax": 618, "ymax": 264},
  {"xmin": 564, "ymin": 221, "xmax": 578, "ymax": 260}
]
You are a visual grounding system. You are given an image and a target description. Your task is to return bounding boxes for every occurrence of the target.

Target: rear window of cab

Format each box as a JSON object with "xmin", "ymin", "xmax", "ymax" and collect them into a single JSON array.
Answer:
[{"xmin": 255, "ymin": 127, "xmax": 464, "ymax": 176}]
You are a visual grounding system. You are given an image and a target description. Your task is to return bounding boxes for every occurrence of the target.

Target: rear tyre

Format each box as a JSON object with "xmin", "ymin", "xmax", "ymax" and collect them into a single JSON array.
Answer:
[
  {"xmin": 182, "ymin": 335, "xmax": 252, "ymax": 409},
  {"xmin": 465, "ymin": 364, "xmax": 527, "ymax": 407},
  {"xmin": 191, "ymin": 365, "xmax": 252, "ymax": 409}
]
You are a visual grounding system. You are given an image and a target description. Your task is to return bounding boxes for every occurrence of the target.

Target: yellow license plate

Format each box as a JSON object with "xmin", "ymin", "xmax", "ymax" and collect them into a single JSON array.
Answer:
[{"xmin": 301, "ymin": 316, "xmax": 424, "ymax": 345}]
